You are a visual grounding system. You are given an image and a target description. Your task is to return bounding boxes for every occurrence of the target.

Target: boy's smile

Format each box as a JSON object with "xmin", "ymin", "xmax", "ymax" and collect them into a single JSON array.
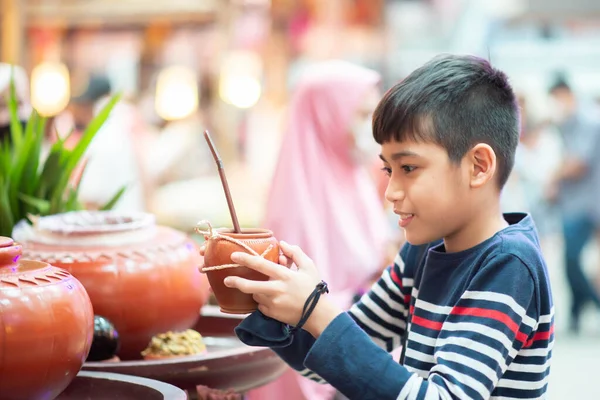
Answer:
[{"xmin": 397, "ymin": 213, "xmax": 414, "ymax": 228}]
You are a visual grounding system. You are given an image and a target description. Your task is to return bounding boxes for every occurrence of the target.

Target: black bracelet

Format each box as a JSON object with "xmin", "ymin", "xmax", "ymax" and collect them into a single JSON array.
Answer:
[{"xmin": 290, "ymin": 281, "xmax": 329, "ymax": 334}]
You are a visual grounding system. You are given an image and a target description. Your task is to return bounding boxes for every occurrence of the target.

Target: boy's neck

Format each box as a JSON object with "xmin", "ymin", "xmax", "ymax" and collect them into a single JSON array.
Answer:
[{"xmin": 443, "ymin": 201, "xmax": 508, "ymax": 253}]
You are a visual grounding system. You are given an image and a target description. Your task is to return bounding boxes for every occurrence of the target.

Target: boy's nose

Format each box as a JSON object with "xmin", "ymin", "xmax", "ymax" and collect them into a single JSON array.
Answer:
[{"xmin": 384, "ymin": 179, "xmax": 405, "ymax": 204}]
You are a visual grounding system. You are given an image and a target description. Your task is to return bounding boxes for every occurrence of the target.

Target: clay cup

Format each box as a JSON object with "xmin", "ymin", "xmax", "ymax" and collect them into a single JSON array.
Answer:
[{"xmin": 198, "ymin": 222, "xmax": 280, "ymax": 314}]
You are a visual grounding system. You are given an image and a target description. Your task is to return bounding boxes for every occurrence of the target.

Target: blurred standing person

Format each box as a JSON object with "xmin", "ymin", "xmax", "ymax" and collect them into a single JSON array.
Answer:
[
  {"xmin": 74, "ymin": 75, "xmax": 149, "ymax": 212},
  {"xmin": 505, "ymin": 95, "xmax": 563, "ymax": 237},
  {"xmin": 547, "ymin": 78, "xmax": 600, "ymax": 333},
  {"xmin": 247, "ymin": 61, "xmax": 391, "ymax": 400}
]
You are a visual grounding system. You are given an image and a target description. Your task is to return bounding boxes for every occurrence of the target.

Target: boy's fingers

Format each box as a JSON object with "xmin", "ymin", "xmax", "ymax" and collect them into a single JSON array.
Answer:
[
  {"xmin": 279, "ymin": 241, "xmax": 314, "ymax": 271},
  {"xmin": 279, "ymin": 254, "xmax": 293, "ymax": 269},
  {"xmin": 231, "ymin": 252, "xmax": 289, "ymax": 279},
  {"xmin": 224, "ymin": 276, "xmax": 278, "ymax": 295}
]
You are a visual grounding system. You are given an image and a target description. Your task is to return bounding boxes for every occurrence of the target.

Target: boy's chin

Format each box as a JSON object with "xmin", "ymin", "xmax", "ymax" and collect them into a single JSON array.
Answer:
[{"xmin": 403, "ymin": 230, "xmax": 441, "ymax": 246}]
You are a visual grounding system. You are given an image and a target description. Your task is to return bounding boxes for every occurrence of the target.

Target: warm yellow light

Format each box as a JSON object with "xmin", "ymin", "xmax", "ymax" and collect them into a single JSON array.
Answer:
[
  {"xmin": 30, "ymin": 62, "xmax": 70, "ymax": 117},
  {"xmin": 219, "ymin": 75, "xmax": 262, "ymax": 109},
  {"xmin": 155, "ymin": 66, "xmax": 198, "ymax": 121},
  {"xmin": 219, "ymin": 51, "xmax": 262, "ymax": 109}
]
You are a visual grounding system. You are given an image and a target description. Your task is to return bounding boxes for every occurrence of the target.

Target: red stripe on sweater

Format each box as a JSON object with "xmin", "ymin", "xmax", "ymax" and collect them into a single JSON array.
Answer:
[
  {"xmin": 524, "ymin": 324, "xmax": 555, "ymax": 348},
  {"xmin": 411, "ymin": 315, "xmax": 443, "ymax": 331},
  {"xmin": 451, "ymin": 306, "xmax": 528, "ymax": 344},
  {"xmin": 390, "ymin": 267, "xmax": 403, "ymax": 288}
]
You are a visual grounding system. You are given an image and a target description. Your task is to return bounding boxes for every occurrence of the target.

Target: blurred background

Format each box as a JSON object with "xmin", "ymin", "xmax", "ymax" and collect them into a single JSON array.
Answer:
[{"xmin": 2, "ymin": 0, "xmax": 600, "ymax": 398}]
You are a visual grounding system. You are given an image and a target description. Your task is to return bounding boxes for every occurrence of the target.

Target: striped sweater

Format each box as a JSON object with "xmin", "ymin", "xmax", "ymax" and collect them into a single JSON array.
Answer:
[{"xmin": 273, "ymin": 213, "xmax": 554, "ymax": 399}]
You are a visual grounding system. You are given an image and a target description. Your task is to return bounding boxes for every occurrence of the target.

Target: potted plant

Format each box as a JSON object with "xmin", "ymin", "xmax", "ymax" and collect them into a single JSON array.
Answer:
[{"xmin": 0, "ymin": 75, "xmax": 125, "ymax": 236}]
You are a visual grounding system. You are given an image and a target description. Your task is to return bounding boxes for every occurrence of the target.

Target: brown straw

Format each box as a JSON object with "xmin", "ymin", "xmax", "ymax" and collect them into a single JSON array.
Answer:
[{"xmin": 203, "ymin": 130, "xmax": 242, "ymax": 233}]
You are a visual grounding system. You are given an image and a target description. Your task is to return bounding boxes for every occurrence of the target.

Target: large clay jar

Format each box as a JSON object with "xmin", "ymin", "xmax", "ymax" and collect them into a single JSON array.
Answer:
[
  {"xmin": 0, "ymin": 236, "xmax": 94, "ymax": 400},
  {"xmin": 197, "ymin": 221, "xmax": 280, "ymax": 314},
  {"xmin": 13, "ymin": 211, "xmax": 210, "ymax": 359}
]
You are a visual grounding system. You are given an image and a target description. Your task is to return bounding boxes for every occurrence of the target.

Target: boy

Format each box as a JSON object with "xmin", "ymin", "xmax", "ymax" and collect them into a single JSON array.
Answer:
[{"xmin": 220, "ymin": 54, "xmax": 554, "ymax": 399}]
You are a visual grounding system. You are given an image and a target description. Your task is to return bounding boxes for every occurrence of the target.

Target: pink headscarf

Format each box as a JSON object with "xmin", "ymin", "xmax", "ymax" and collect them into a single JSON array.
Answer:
[{"xmin": 249, "ymin": 60, "xmax": 390, "ymax": 400}]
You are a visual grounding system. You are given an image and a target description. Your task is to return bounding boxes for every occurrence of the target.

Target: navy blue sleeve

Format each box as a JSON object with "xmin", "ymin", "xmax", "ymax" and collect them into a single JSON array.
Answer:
[
  {"xmin": 305, "ymin": 312, "xmax": 411, "ymax": 399},
  {"xmin": 270, "ymin": 329, "xmax": 317, "ymax": 372}
]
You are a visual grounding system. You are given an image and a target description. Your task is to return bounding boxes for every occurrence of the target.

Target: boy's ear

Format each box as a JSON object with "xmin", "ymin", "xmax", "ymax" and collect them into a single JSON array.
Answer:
[{"xmin": 467, "ymin": 143, "xmax": 497, "ymax": 188}]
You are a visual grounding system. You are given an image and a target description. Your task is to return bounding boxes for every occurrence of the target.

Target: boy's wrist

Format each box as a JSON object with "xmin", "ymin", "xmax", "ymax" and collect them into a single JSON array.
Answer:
[{"xmin": 303, "ymin": 297, "xmax": 343, "ymax": 338}]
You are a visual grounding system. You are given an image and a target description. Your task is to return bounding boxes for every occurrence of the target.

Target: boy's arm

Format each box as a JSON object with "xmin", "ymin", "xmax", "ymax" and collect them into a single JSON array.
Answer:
[
  {"xmin": 270, "ymin": 250, "xmax": 413, "ymax": 379},
  {"xmin": 300, "ymin": 253, "xmax": 550, "ymax": 400}
]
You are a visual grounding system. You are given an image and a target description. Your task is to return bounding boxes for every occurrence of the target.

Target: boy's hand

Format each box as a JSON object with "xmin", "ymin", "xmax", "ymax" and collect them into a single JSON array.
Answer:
[{"xmin": 223, "ymin": 241, "xmax": 342, "ymax": 336}]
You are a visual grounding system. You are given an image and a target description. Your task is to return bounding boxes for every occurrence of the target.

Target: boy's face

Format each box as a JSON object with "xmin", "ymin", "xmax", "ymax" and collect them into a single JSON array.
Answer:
[{"xmin": 380, "ymin": 139, "xmax": 471, "ymax": 245}]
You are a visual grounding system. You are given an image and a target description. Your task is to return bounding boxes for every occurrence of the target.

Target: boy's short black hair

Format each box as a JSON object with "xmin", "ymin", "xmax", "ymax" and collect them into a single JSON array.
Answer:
[{"xmin": 373, "ymin": 54, "xmax": 519, "ymax": 188}]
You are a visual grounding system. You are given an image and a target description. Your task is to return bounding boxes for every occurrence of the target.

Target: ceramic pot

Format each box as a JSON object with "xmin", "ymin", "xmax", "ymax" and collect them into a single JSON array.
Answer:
[
  {"xmin": 198, "ymin": 222, "xmax": 280, "ymax": 314},
  {"xmin": 0, "ymin": 236, "xmax": 94, "ymax": 400},
  {"xmin": 13, "ymin": 211, "xmax": 210, "ymax": 360}
]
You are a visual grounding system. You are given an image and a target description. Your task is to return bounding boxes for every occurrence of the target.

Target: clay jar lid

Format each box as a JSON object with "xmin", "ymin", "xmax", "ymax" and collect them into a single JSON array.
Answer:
[
  {"xmin": 13, "ymin": 211, "xmax": 157, "ymax": 247},
  {"xmin": 0, "ymin": 236, "xmax": 64, "ymax": 286},
  {"xmin": 0, "ymin": 237, "xmax": 22, "ymax": 268},
  {"xmin": 35, "ymin": 211, "xmax": 155, "ymax": 236}
]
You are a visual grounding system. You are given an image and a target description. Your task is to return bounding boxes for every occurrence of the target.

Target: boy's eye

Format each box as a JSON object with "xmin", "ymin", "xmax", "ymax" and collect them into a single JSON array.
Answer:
[
  {"xmin": 380, "ymin": 167, "xmax": 392, "ymax": 177},
  {"xmin": 402, "ymin": 165, "xmax": 417, "ymax": 173}
]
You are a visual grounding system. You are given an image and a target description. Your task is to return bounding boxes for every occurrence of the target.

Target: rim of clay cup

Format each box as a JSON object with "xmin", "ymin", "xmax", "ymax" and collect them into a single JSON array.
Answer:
[{"xmin": 214, "ymin": 228, "xmax": 274, "ymax": 239}]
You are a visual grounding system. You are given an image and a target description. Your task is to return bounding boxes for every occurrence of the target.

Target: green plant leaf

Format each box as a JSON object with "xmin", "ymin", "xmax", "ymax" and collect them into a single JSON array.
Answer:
[
  {"xmin": 20, "ymin": 112, "xmax": 46, "ymax": 197},
  {"xmin": 7, "ymin": 70, "xmax": 23, "ymax": 149},
  {"xmin": 18, "ymin": 193, "xmax": 50, "ymax": 214},
  {"xmin": 64, "ymin": 187, "xmax": 83, "ymax": 211},
  {"xmin": 99, "ymin": 185, "xmax": 127, "ymax": 211},
  {"xmin": 8, "ymin": 107, "xmax": 42, "ymax": 220},
  {"xmin": 0, "ymin": 177, "xmax": 14, "ymax": 237},
  {"xmin": 38, "ymin": 144, "xmax": 68, "ymax": 201},
  {"xmin": 0, "ymin": 139, "xmax": 10, "ymax": 175}
]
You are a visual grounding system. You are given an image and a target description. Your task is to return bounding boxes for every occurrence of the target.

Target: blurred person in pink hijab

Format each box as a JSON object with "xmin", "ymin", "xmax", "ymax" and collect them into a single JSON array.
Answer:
[{"xmin": 247, "ymin": 60, "xmax": 391, "ymax": 400}]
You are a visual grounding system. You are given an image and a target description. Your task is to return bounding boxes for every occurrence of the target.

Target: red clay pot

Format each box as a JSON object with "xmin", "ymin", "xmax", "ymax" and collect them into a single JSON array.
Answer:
[
  {"xmin": 13, "ymin": 211, "xmax": 210, "ymax": 360},
  {"xmin": 0, "ymin": 236, "xmax": 94, "ymax": 400},
  {"xmin": 199, "ymin": 224, "xmax": 280, "ymax": 314}
]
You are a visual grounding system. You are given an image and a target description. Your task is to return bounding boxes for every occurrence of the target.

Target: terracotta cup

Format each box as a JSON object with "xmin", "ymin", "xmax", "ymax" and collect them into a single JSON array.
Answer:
[{"xmin": 198, "ymin": 223, "xmax": 280, "ymax": 314}]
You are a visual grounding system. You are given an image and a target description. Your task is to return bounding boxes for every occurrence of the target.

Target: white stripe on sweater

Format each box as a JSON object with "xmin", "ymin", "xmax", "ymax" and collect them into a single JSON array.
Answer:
[
  {"xmin": 370, "ymin": 281, "xmax": 408, "ymax": 317},
  {"xmin": 435, "ymin": 350, "xmax": 499, "ymax": 383},
  {"xmin": 495, "ymin": 374, "xmax": 549, "ymax": 391}
]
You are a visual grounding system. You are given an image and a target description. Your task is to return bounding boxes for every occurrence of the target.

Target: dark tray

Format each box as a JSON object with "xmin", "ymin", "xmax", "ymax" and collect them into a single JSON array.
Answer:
[
  {"xmin": 57, "ymin": 371, "xmax": 187, "ymax": 399},
  {"xmin": 82, "ymin": 306, "xmax": 287, "ymax": 395}
]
